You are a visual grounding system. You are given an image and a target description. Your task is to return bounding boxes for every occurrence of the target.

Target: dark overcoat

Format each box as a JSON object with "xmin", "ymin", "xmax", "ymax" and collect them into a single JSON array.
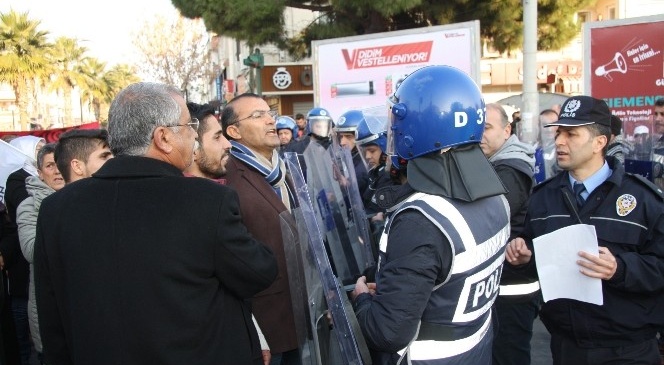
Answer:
[
  {"xmin": 34, "ymin": 156, "xmax": 277, "ymax": 365},
  {"xmin": 223, "ymin": 156, "xmax": 299, "ymax": 354}
]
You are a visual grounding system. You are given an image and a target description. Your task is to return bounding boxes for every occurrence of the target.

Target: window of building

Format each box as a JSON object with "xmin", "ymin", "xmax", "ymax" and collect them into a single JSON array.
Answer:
[
  {"xmin": 577, "ymin": 11, "xmax": 590, "ymax": 23},
  {"xmin": 608, "ymin": 6, "xmax": 616, "ymax": 19}
]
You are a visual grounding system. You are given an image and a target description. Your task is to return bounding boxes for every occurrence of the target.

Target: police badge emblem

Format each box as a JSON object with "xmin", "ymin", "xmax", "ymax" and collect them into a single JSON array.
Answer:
[{"xmin": 616, "ymin": 194, "xmax": 637, "ymax": 216}]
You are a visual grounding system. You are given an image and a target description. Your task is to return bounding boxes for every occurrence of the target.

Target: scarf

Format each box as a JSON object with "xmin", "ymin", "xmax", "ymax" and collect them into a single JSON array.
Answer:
[{"xmin": 230, "ymin": 141, "xmax": 294, "ymax": 210}]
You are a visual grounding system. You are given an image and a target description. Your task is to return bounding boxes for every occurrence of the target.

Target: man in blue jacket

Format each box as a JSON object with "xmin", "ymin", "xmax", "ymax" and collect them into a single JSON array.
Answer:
[{"xmin": 506, "ymin": 95, "xmax": 664, "ymax": 365}]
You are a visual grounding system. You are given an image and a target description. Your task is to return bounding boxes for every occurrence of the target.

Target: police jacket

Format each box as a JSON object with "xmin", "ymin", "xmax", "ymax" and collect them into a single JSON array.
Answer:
[
  {"xmin": 519, "ymin": 157, "xmax": 664, "ymax": 347},
  {"xmin": 354, "ymin": 184, "xmax": 510, "ymax": 364},
  {"xmin": 492, "ymin": 158, "xmax": 540, "ymax": 301}
]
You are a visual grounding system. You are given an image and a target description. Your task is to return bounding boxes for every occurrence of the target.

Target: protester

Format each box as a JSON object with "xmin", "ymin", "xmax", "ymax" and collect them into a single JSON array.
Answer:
[
  {"xmin": 4, "ymin": 135, "xmax": 44, "ymax": 365},
  {"xmin": 220, "ymin": 93, "xmax": 300, "ymax": 365},
  {"xmin": 16, "ymin": 143, "xmax": 65, "ymax": 364},
  {"xmin": 0, "ymin": 201, "xmax": 20, "ymax": 364},
  {"xmin": 185, "ymin": 101, "xmax": 273, "ymax": 364},
  {"xmin": 606, "ymin": 114, "xmax": 632, "ymax": 164},
  {"xmin": 511, "ymin": 111, "xmax": 522, "ymax": 135},
  {"xmin": 480, "ymin": 103, "xmax": 539, "ymax": 365},
  {"xmin": 506, "ymin": 95, "xmax": 664, "ymax": 365},
  {"xmin": 352, "ymin": 65, "xmax": 510, "ymax": 364},
  {"xmin": 54, "ymin": 129, "xmax": 113, "ymax": 183},
  {"xmin": 652, "ymin": 98, "xmax": 664, "ymax": 190},
  {"xmin": 294, "ymin": 113, "xmax": 306, "ymax": 140},
  {"xmin": 184, "ymin": 102, "xmax": 231, "ymax": 180},
  {"xmin": 632, "ymin": 125, "xmax": 653, "ymax": 161},
  {"xmin": 34, "ymin": 82, "xmax": 278, "ymax": 365}
]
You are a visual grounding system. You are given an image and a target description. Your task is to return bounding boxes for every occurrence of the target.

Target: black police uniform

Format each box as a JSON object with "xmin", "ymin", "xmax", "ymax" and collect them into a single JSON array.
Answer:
[{"xmin": 519, "ymin": 157, "xmax": 664, "ymax": 364}]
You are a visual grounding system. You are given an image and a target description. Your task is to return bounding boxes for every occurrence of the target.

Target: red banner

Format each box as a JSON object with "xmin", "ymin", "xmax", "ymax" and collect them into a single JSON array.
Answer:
[
  {"xmin": 589, "ymin": 20, "xmax": 664, "ymax": 135},
  {"xmin": 341, "ymin": 41, "xmax": 433, "ymax": 70},
  {"xmin": 0, "ymin": 122, "xmax": 101, "ymax": 143}
]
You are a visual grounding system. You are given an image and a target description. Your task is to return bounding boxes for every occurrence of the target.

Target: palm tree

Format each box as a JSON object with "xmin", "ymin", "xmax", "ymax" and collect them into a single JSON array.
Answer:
[
  {"xmin": 49, "ymin": 36, "xmax": 89, "ymax": 126},
  {"xmin": 78, "ymin": 57, "xmax": 109, "ymax": 122},
  {"xmin": 0, "ymin": 10, "xmax": 51, "ymax": 131},
  {"xmin": 105, "ymin": 63, "xmax": 141, "ymax": 99}
]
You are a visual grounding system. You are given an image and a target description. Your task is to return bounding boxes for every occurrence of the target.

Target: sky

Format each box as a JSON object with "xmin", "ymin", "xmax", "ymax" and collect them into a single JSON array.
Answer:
[{"xmin": 1, "ymin": 0, "xmax": 180, "ymax": 66}]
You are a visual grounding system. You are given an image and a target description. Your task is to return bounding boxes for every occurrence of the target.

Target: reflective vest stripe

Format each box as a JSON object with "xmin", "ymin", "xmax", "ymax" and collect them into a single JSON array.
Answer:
[
  {"xmin": 499, "ymin": 281, "xmax": 540, "ymax": 296},
  {"xmin": 397, "ymin": 313, "xmax": 492, "ymax": 361}
]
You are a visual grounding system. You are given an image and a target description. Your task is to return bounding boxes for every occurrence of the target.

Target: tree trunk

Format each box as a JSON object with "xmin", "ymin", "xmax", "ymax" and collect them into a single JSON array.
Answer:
[
  {"xmin": 64, "ymin": 86, "xmax": 73, "ymax": 126},
  {"xmin": 13, "ymin": 77, "xmax": 30, "ymax": 131}
]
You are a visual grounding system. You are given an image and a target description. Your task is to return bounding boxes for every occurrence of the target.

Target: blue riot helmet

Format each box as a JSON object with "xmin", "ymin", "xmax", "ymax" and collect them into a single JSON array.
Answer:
[
  {"xmin": 276, "ymin": 116, "xmax": 298, "ymax": 136},
  {"xmin": 334, "ymin": 110, "xmax": 364, "ymax": 134},
  {"xmin": 334, "ymin": 110, "xmax": 365, "ymax": 149},
  {"xmin": 355, "ymin": 106, "xmax": 388, "ymax": 153},
  {"xmin": 306, "ymin": 107, "xmax": 334, "ymax": 138},
  {"xmin": 354, "ymin": 107, "xmax": 388, "ymax": 170},
  {"xmin": 387, "ymin": 65, "xmax": 485, "ymax": 160}
]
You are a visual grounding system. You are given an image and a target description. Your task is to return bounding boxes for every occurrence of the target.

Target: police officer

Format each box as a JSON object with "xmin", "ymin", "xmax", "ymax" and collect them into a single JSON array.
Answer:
[
  {"xmin": 355, "ymin": 114, "xmax": 393, "ymax": 217},
  {"xmin": 351, "ymin": 65, "xmax": 510, "ymax": 364},
  {"xmin": 275, "ymin": 116, "xmax": 298, "ymax": 156},
  {"xmin": 506, "ymin": 96, "xmax": 664, "ymax": 365},
  {"xmin": 334, "ymin": 109, "xmax": 371, "ymax": 200},
  {"xmin": 285, "ymin": 107, "xmax": 334, "ymax": 154}
]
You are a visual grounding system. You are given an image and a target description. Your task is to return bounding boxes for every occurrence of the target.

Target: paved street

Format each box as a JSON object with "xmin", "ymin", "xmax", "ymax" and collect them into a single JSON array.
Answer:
[{"xmin": 532, "ymin": 316, "xmax": 553, "ymax": 365}]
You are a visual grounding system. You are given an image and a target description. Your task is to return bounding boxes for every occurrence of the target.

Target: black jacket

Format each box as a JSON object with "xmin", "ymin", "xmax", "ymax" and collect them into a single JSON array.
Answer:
[
  {"xmin": 3, "ymin": 168, "xmax": 31, "ymax": 299},
  {"xmin": 519, "ymin": 157, "xmax": 664, "ymax": 347},
  {"xmin": 34, "ymin": 156, "xmax": 278, "ymax": 365}
]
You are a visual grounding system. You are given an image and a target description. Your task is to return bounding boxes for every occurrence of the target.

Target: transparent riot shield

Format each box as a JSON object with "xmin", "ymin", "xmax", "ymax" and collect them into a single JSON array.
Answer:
[
  {"xmin": 283, "ymin": 152, "xmax": 371, "ymax": 365},
  {"xmin": 625, "ymin": 120, "xmax": 662, "ymax": 183},
  {"xmin": 536, "ymin": 118, "xmax": 559, "ymax": 182},
  {"xmin": 301, "ymin": 141, "xmax": 374, "ymax": 287}
]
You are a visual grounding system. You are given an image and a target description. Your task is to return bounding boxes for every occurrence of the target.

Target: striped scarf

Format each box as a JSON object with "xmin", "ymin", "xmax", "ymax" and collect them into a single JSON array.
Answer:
[{"xmin": 230, "ymin": 141, "xmax": 294, "ymax": 210}]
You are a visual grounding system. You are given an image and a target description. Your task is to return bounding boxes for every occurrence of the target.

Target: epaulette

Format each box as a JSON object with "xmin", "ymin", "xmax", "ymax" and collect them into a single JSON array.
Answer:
[{"xmin": 626, "ymin": 172, "xmax": 664, "ymax": 201}]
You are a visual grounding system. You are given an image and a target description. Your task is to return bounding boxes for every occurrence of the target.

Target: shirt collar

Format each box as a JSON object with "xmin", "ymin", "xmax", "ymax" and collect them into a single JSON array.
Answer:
[{"xmin": 568, "ymin": 160, "xmax": 612, "ymax": 195}]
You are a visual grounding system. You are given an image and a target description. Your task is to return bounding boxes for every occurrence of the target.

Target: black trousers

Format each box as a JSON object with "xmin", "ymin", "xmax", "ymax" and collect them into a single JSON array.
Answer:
[
  {"xmin": 550, "ymin": 333, "xmax": 660, "ymax": 365},
  {"xmin": 492, "ymin": 294, "xmax": 542, "ymax": 365}
]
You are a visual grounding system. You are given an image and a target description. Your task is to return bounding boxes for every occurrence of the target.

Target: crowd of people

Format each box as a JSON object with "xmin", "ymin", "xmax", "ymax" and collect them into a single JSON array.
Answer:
[{"xmin": 0, "ymin": 67, "xmax": 663, "ymax": 365}]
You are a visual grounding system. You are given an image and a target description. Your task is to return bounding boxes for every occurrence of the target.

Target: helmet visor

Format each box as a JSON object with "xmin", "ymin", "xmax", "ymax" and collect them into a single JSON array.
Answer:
[
  {"xmin": 386, "ymin": 96, "xmax": 397, "ymax": 156},
  {"xmin": 310, "ymin": 118, "xmax": 331, "ymax": 138}
]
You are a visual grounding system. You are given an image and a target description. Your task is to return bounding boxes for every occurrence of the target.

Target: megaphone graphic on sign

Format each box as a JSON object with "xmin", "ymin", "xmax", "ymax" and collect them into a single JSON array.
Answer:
[{"xmin": 595, "ymin": 52, "xmax": 628, "ymax": 82}]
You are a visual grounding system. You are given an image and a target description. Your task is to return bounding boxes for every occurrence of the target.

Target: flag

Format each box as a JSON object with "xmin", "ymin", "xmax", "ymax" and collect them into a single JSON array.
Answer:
[{"xmin": 0, "ymin": 139, "xmax": 35, "ymax": 203}]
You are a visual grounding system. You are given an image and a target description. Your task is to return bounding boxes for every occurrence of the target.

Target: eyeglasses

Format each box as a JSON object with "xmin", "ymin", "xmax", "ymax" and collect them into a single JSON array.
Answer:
[
  {"xmin": 233, "ymin": 110, "xmax": 278, "ymax": 125},
  {"xmin": 166, "ymin": 118, "xmax": 200, "ymax": 132}
]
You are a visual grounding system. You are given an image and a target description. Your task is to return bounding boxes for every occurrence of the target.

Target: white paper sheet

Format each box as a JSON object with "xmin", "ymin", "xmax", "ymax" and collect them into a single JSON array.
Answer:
[{"xmin": 533, "ymin": 224, "xmax": 603, "ymax": 305}]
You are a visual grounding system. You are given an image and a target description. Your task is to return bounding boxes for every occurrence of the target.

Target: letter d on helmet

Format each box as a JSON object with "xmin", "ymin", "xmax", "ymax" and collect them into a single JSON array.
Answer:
[{"xmin": 387, "ymin": 65, "xmax": 486, "ymax": 160}]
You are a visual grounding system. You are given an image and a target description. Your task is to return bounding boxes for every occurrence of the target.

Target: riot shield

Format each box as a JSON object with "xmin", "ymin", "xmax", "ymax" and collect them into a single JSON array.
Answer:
[
  {"xmin": 535, "ymin": 118, "xmax": 559, "ymax": 182},
  {"xmin": 283, "ymin": 152, "xmax": 371, "ymax": 365},
  {"xmin": 301, "ymin": 141, "xmax": 374, "ymax": 286},
  {"xmin": 624, "ymin": 119, "xmax": 663, "ymax": 183}
]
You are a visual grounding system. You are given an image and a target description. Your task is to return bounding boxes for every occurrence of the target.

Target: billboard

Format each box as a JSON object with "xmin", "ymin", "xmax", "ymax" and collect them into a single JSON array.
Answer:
[
  {"xmin": 584, "ymin": 15, "xmax": 664, "ymax": 135},
  {"xmin": 312, "ymin": 21, "xmax": 481, "ymax": 119}
]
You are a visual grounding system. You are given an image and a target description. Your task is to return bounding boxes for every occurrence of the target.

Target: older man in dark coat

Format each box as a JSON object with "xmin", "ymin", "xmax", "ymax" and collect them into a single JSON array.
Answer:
[
  {"xmin": 221, "ymin": 93, "xmax": 300, "ymax": 364},
  {"xmin": 34, "ymin": 83, "xmax": 278, "ymax": 365}
]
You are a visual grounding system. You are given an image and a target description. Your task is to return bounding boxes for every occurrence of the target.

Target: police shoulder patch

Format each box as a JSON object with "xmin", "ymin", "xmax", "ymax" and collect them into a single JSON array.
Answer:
[
  {"xmin": 626, "ymin": 173, "xmax": 664, "ymax": 201},
  {"xmin": 616, "ymin": 194, "xmax": 637, "ymax": 216}
]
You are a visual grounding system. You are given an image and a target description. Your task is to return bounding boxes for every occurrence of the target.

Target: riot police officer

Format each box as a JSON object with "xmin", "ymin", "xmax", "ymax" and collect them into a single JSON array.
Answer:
[
  {"xmin": 351, "ymin": 65, "xmax": 510, "ymax": 364},
  {"xmin": 275, "ymin": 116, "xmax": 298, "ymax": 156},
  {"xmin": 285, "ymin": 107, "xmax": 334, "ymax": 154}
]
